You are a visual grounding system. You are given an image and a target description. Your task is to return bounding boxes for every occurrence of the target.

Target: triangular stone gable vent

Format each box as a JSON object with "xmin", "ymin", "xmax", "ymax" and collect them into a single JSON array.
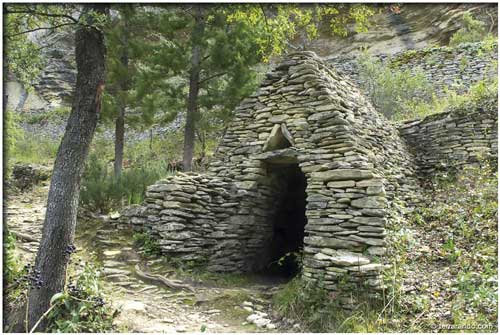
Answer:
[{"xmin": 263, "ymin": 124, "xmax": 295, "ymax": 152}]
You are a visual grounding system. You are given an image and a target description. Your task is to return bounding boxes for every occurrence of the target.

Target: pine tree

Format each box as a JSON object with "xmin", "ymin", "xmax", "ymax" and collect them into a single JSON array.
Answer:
[
  {"xmin": 132, "ymin": 4, "xmax": 268, "ymax": 171},
  {"xmin": 102, "ymin": 5, "xmax": 136, "ymax": 177},
  {"xmin": 130, "ymin": 4, "xmax": 375, "ymax": 171}
]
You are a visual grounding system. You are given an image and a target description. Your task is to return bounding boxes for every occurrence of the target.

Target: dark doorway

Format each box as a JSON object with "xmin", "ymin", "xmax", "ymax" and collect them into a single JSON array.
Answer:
[{"xmin": 264, "ymin": 163, "xmax": 307, "ymax": 279}]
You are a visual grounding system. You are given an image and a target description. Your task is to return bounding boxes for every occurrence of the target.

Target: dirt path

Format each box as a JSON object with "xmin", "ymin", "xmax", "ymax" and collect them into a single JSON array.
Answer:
[{"xmin": 5, "ymin": 183, "xmax": 291, "ymax": 333}]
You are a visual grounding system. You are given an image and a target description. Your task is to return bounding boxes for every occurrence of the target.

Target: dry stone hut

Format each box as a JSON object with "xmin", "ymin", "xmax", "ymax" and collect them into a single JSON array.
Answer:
[{"xmin": 112, "ymin": 50, "xmax": 496, "ymax": 303}]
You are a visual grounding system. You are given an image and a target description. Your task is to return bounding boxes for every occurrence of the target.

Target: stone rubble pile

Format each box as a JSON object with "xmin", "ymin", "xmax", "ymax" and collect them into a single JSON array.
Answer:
[{"xmin": 10, "ymin": 164, "xmax": 51, "ymax": 191}]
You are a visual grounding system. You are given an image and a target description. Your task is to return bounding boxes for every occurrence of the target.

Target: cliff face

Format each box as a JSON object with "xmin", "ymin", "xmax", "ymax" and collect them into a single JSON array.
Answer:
[
  {"xmin": 32, "ymin": 31, "xmax": 76, "ymax": 107},
  {"xmin": 5, "ymin": 29, "xmax": 76, "ymax": 111},
  {"xmin": 301, "ymin": 3, "xmax": 497, "ymax": 57}
]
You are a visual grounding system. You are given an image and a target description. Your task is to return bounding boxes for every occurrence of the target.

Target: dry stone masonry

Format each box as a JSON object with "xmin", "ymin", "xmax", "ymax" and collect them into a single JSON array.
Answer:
[
  {"xmin": 111, "ymin": 48, "xmax": 497, "ymax": 307},
  {"xmin": 112, "ymin": 51, "xmax": 423, "ymax": 303},
  {"xmin": 328, "ymin": 41, "xmax": 498, "ymax": 97},
  {"xmin": 398, "ymin": 98, "xmax": 498, "ymax": 174}
]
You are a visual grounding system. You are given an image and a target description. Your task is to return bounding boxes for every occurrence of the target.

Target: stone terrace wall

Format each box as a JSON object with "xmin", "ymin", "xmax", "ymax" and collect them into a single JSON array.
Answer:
[
  {"xmin": 328, "ymin": 41, "xmax": 498, "ymax": 97},
  {"xmin": 398, "ymin": 98, "xmax": 498, "ymax": 174}
]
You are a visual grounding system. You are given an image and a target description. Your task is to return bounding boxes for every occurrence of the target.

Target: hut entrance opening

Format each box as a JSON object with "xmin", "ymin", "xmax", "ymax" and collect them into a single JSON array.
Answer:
[{"xmin": 263, "ymin": 162, "xmax": 307, "ymax": 279}]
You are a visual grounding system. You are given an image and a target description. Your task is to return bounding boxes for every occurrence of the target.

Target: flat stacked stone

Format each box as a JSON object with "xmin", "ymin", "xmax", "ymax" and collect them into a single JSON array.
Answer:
[
  {"xmin": 206, "ymin": 51, "xmax": 422, "ymax": 296},
  {"xmin": 111, "ymin": 172, "xmax": 238, "ymax": 263},
  {"xmin": 327, "ymin": 41, "xmax": 498, "ymax": 98},
  {"xmin": 398, "ymin": 98, "xmax": 498, "ymax": 175},
  {"xmin": 110, "ymin": 48, "xmax": 496, "ymax": 309}
]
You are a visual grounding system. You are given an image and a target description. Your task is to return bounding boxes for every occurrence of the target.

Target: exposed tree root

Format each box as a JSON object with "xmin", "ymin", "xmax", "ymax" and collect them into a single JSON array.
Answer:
[
  {"xmin": 11, "ymin": 230, "xmax": 39, "ymax": 243},
  {"xmin": 134, "ymin": 264, "xmax": 195, "ymax": 292}
]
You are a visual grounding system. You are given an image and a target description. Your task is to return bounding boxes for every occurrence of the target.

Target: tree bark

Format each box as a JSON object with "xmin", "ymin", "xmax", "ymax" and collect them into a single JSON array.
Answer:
[
  {"xmin": 27, "ymin": 4, "xmax": 107, "ymax": 331},
  {"xmin": 114, "ymin": 107, "xmax": 125, "ymax": 177},
  {"xmin": 114, "ymin": 11, "xmax": 130, "ymax": 178},
  {"xmin": 182, "ymin": 5, "xmax": 205, "ymax": 172}
]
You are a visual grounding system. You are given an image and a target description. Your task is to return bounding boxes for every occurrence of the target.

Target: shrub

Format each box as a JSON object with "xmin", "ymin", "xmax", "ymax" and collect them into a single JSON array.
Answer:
[
  {"xmin": 24, "ymin": 107, "xmax": 71, "ymax": 125},
  {"xmin": 3, "ymin": 229, "xmax": 21, "ymax": 284},
  {"xmin": 387, "ymin": 163, "xmax": 498, "ymax": 330},
  {"xmin": 44, "ymin": 262, "xmax": 117, "ymax": 332},
  {"xmin": 79, "ymin": 153, "xmax": 171, "ymax": 213},
  {"xmin": 79, "ymin": 154, "xmax": 113, "ymax": 212},
  {"xmin": 5, "ymin": 261, "xmax": 116, "ymax": 333},
  {"xmin": 401, "ymin": 77, "xmax": 498, "ymax": 121},
  {"xmin": 9, "ymin": 130, "xmax": 60, "ymax": 165},
  {"xmin": 4, "ymin": 110, "xmax": 25, "ymax": 172},
  {"xmin": 133, "ymin": 232, "xmax": 162, "ymax": 256},
  {"xmin": 5, "ymin": 110, "xmax": 61, "ymax": 167},
  {"xmin": 273, "ymin": 277, "xmax": 382, "ymax": 332},
  {"xmin": 449, "ymin": 13, "xmax": 493, "ymax": 47},
  {"xmin": 357, "ymin": 51, "xmax": 434, "ymax": 119}
]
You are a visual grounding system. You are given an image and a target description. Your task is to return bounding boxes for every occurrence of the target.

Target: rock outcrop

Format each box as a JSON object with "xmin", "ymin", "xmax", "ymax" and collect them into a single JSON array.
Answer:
[{"xmin": 302, "ymin": 3, "xmax": 497, "ymax": 57}]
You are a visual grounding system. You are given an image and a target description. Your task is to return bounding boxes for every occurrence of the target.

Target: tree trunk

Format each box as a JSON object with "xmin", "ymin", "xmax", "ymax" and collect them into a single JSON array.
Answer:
[
  {"xmin": 114, "ymin": 11, "xmax": 129, "ymax": 178},
  {"xmin": 27, "ymin": 4, "xmax": 107, "ymax": 331},
  {"xmin": 182, "ymin": 5, "xmax": 205, "ymax": 172},
  {"xmin": 114, "ymin": 107, "xmax": 125, "ymax": 177}
]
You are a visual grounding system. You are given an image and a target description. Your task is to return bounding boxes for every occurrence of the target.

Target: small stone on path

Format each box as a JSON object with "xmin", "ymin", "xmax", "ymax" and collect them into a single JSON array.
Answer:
[{"xmin": 103, "ymin": 250, "xmax": 121, "ymax": 256}]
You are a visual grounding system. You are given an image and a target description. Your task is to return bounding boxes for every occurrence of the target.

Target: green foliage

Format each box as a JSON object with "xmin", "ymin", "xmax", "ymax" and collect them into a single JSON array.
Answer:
[
  {"xmin": 4, "ymin": 4, "xmax": 78, "ymax": 88},
  {"xmin": 428, "ymin": 165, "xmax": 498, "ymax": 324},
  {"xmin": 357, "ymin": 51, "xmax": 434, "ymax": 119},
  {"xmin": 4, "ymin": 4, "xmax": 108, "ymax": 91},
  {"xmin": 359, "ymin": 48, "xmax": 498, "ymax": 121},
  {"xmin": 3, "ymin": 230, "xmax": 22, "ymax": 284},
  {"xmin": 273, "ymin": 277, "xmax": 383, "ymax": 332},
  {"xmin": 130, "ymin": 5, "xmax": 262, "ymax": 130},
  {"xmin": 79, "ymin": 152, "xmax": 171, "ymax": 213},
  {"xmin": 441, "ymin": 237, "xmax": 461, "ymax": 263},
  {"xmin": 4, "ymin": 110, "xmax": 25, "ymax": 172},
  {"xmin": 277, "ymin": 250, "xmax": 303, "ymax": 269},
  {"xmin": 133, "ymin": 232, "xmax": 162, "ymax": 257},
  {"xmin": 108, "ymin": 4, "xmax": 375, "ymax": 161},
  {"xmin": 227, "ymin": 4, "xmax": 375, "ymax": 61},
  {"xmin": 402, "ymin": 77, "xmax": 498, "ymax": 121},
  {"xmin": 9, "ymin": 130, "xmax": 60, "ymax": 165},
  {"xmin": 449, "ymin": 12, "xmax": 493, "ymax": 47},
  {"xmin": 24, "ymin": 107, "xmax": 71, "ymax": 125},
  {"xmin": 6, "ymin": 109, "xmax": 63, "ymax": 167},
  {"xmin": 45, "ymin": 262, "xmax": 116, "ymax": 332},
  {"xmin": 384, "ymin": 163, "xmax": 497, "ymax": 331}
]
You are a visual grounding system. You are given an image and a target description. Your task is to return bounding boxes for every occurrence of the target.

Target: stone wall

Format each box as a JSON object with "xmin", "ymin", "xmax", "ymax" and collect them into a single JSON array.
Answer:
[
  {"xmin": 111, "ymin": 47, "xmax": 499, "ymax": 307},
  {"xmin": 112, "ymin": 51, "xmax": 422, "ymax": 304},
  {"xmin": 398, "ymin": 98, "xmax": 498, "ymax": 174},
  {"xmin": 112, "ymin": 173, "xmax": 241, "ymax": 266},
  {"xmin": 328, "ymin": 41, "xmax": 498, "ymax": 96},
  {"xmin": 206, "ymin": 51, "xmax": 422, "ymax": 295}
]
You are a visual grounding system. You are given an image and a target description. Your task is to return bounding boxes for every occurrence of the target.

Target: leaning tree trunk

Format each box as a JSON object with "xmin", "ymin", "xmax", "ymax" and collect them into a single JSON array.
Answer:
[
  {"xmin": 27, "ymin": 5, "xmax": 107, "ymax": 331},
  {"xmin": 182, "ymin": 5, "xmax": 205, "ymax": 172}
]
